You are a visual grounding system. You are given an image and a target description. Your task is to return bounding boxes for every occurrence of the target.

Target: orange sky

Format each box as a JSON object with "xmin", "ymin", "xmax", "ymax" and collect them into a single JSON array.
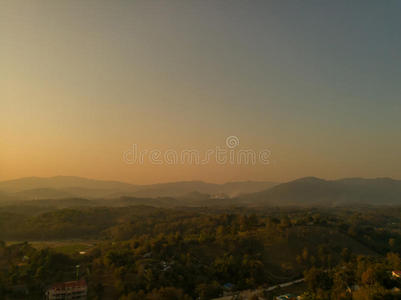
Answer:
[{"xmin": 2, "ymin": 1, "xmax": 401, "ymax": 184}]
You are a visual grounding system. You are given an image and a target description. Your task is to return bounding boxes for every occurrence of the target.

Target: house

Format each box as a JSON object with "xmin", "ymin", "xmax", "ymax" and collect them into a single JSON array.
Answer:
[
  {"xmin": 276, "ymin": 294, "xmax": 297, "ymax": 300},
  {"xmin": 46, "ymin": 279, "xmax": 87, "ymax": 300},
  {"xmin": 392, "ymin": 270, "xmax": 401, "ymax": 278}
]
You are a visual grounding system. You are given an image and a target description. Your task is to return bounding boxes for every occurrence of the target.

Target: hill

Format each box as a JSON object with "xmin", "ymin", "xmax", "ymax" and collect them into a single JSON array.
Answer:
[
  {"xmin": 241, "ymin": 177, "xmax": 401, "ymax": 206},
  {"xmin": 0, "ymin": 176, "xmax": 276, "ymax": 201},
  {"xmin": 0, "ymin": 176, "xmax": 137, "ymax": 192}
]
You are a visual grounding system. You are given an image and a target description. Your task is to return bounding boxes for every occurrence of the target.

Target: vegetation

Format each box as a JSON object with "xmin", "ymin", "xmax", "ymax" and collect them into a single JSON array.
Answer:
[{"xmin": 2, "ymin": 205, "xmax": 401, "ymax": 299}]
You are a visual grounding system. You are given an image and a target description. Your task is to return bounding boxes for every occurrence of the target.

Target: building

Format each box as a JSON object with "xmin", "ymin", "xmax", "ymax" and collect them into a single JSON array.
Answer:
[
  {"xmin": 392, "ymin": 270, "xmax": 401, "ymax": 278},
  {"xmin": 46, "ymin": 280, "xmax": 87, "ymax": 300}
]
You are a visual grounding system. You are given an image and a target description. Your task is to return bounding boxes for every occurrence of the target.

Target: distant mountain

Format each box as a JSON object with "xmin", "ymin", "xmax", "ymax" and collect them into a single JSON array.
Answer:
[
  {"xmin": 16, "ymin": 198, "xmax": 95, "ymax": 208},
  {"xmin": 219, "ymin": 181, "xmax": 278, "ymax": 197},
  {"xmin": 0, "ymin": 176, "xmax": 137, "ymax": 193},
  {"xmin": 2, "ymin": 175, "xmax": 401, "ymax": 207},
  {"xmin": 13, "ymin": 188, "xmax": 75, "ymax": 200},
  {"xmin": 115, "ymin": 181, "xmax": 218, "ymax": 198},
  {"xmin": 118, "ymin": 180, "xmax": 277, "ymax": 198},
  {"xmin": 0, "ymin": 176, "xmax": 277, "ymax": 201},
  {"xmin": 240, "ymin": 177, "xmax": 401, "ymax": 206},
  {"xmin": 0, "ymin": 191, "xmax": 19, "ymax": 204},
  {"xmin": 0, "ymin": 176, "xmax": 139, "ymax": 201}
]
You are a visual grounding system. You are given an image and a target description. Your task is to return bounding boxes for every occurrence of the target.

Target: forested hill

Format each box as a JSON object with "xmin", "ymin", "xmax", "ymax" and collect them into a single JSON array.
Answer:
[
  {"xmin": 2, "ymin": 206, "xmax": 401, "ymax": 299},
  {"xmin": 240, "ymin": 177, "xmax": 401, "ymax": 206},
  {"xmin": 0, "ymin": 176, "xmax": 276, "ymax": 200}
]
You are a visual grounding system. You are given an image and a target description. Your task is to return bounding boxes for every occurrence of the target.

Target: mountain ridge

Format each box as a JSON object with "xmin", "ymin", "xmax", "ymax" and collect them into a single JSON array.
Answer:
[
  {"xmin": 0, "ymin": 176, "xmax": 277, "ymax": 200},
  {"xmin": 240, "ymin": 176, "xmax": 401, "ymax": 206}
]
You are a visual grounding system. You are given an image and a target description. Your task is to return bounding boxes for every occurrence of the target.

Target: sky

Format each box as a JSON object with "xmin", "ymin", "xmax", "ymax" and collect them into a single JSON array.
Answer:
[{"xmin": 1, "ymin": 0, "xmax": 401, "ymax": 184}]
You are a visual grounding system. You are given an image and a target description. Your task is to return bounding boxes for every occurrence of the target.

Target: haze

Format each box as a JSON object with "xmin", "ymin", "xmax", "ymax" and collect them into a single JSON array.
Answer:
[{"xmin": 2, "ymin": 0, "xmax": 401, "ymax": 184}]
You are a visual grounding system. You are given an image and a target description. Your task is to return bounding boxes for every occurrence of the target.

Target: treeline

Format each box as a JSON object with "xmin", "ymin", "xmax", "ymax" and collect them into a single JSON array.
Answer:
[
  {"xmin": 2, "ymin": 206, "xmax": 401, "ymax": 299},
  {"xmin": 302, "ymin": 252, "xmax": 401, "ymax": 299},
  {"xmin": 0, "ymin": 206, "xmax": 159, "ymax": 240}
]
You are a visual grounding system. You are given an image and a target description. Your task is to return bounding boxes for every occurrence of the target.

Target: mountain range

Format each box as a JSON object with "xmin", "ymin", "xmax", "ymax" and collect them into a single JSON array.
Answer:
[
  {"xmin": 1, "ymin": 176, "xmax": 401, "ymax": 206},
  {"xmin": 240, "ymin": 176, "xmax": 401, "ymax": 206},
  {"xmin": 0, "ymin": 176, "xmax": 276, "ymax": 201}
]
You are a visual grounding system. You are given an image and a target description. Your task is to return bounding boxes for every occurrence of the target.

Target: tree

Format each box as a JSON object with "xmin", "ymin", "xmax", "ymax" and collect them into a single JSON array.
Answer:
[
  {"xmin": 304, "ymin": 267, "xmax": 332, "ymax": 292},
  {"xmin": 146, "ymin": 287, "xmax": 191, "ymax": 300},
  {"xmin": 341, "ymin": 248, "xmax": 352, "ymax": 263},
  {"xmin": 387, "ymin": 252, "xmax": 401, "ymax": 269},
  {"xmin": 196, "ymin": 282, "xmax": 222, "ymax": 300},
  {"xmin": 389, "ymin": 238, "xmax": 396, "ymax": 250}
]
